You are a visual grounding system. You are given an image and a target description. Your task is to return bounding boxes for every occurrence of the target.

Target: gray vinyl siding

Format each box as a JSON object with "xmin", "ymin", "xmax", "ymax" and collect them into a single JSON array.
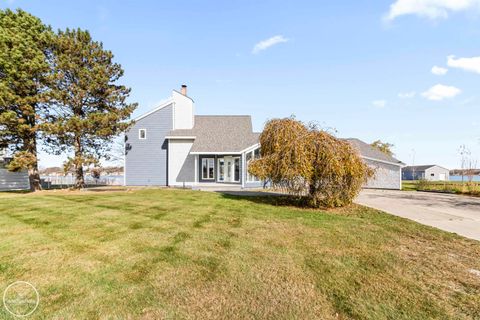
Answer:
[
  {"xmin": 0, "ymin": 168, "xmax": 29, "ymax": 191},
  {"xmin": 364, "ymin": 159, "xmax": 401, "ymax": 190},
  {"xmin": 125, "ymin": 104, "xmax": 173, "ymax": 186},
  {"xmin": 402, "ymin": 169, "xmax": 423, "ymax": 180}
]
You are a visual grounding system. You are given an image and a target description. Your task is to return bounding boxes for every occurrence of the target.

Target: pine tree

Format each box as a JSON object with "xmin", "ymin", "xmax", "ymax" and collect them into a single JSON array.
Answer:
[
  {"xmin": 43, "ymin": 28, "xmax": 137, "ymax": 189},
  {"xmin": 0, "ymin": 9, "xmax": 53, "ymax": 191}
]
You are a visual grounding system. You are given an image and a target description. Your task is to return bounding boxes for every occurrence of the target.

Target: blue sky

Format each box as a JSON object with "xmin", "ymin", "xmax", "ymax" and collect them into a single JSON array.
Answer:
[{"xmin": 2, "ymin": 0, "xmax": 480, "ymax": 169}]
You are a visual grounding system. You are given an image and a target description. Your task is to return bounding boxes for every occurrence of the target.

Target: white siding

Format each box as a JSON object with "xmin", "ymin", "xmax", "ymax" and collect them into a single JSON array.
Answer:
[
  {"xmin": 168, "ymin": 139, "xmax": 196, "ymax": 186},
  {"xmin": 172, "ymin": 91, "xmax": 194, "ymax": 130},
  {"xmin": 424, "ymin": 166, "xmax": 450, "ymax": 181}
]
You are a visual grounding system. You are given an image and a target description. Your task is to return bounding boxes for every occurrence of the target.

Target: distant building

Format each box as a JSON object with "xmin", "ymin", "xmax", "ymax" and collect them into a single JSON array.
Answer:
[
  {"xmin": 0, "ymin": 149, "xmax": 30, "ymax": 191},
  {"xmin": 402, "ymin": 165, "xmax": 450, "ymax": 181}
]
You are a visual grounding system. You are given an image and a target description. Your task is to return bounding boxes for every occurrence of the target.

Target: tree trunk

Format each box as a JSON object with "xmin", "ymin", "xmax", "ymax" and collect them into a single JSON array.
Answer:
[
  {"xmin": 74, "ymin": 164, "xmax": 84, "ymax": 189},
  {"xmin": 28, "ymin": 165, "xmax": 41, "ymax": 191},
  {"xmin": 73, "ymin": 135, "xmax": 85, "ymax": 189},
  {"xmin": 26, "ymin": 132, "xmax": 42, "ymax": 191}
]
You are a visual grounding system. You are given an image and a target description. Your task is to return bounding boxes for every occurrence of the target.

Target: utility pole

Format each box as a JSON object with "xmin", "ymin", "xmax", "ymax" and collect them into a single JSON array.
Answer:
[{"xmin": 411, "ymin": 149, "xmax": 416, "ymax": 180}]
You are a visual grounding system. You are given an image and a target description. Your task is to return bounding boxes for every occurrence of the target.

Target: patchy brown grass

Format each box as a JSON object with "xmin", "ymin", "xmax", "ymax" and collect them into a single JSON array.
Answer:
[{"xmin": 0, "ymin": 189, "xmax": 479, "ymax": 319}]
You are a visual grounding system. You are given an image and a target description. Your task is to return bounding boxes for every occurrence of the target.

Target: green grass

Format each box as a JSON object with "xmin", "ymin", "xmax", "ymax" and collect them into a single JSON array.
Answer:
[
  {"xmin": 403, "ymin": 180, "xmax": 480, "ymax": 196},
  {"xmin": 0, "ymin": 188, "xmax": 479, "ymax": 319}
]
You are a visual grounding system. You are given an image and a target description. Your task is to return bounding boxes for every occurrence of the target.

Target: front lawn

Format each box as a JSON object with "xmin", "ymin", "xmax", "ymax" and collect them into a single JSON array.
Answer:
[{"xmin": 0, "ymin": 189, "xmax": 479, "ymax": 319}]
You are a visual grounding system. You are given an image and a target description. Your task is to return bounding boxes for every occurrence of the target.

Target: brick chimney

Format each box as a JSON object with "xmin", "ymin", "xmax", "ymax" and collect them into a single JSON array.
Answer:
[{"xmin": 181, "ymin": 84, "xmax": 187, "ymax": 96}]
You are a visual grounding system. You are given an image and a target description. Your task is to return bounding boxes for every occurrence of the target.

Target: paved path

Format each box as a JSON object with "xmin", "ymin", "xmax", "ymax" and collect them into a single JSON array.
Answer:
[{"xmin": 356, "ymin": 189, "xmax": 480, "ymax": 241}]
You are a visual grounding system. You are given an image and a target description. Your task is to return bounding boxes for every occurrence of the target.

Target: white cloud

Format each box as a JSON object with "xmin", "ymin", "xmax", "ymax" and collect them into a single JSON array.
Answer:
[
  {"xmin": 252, "ymin": 35, "xmax": 289, "ymax": 54},
  {"xmin": 431, "ymin": 65, "xmax": 448, "ymax": 75},
  {"xmin": 372, "ymin": 100, "xmax": 387, "ymax": 108},
  {"xmin": 398, "ymin": 91, "xmax": 416, "ymax": 98},
  {"xmin": 384, "ymin": 0, "xmax": 480, "ymax": 21},
  {"xmin": 447, "ymin": 55, "xmax": 480, "ymax": 74},
  {"xmin": 422, "ymin": 84, "xmax": 461, "ymax": 101}
]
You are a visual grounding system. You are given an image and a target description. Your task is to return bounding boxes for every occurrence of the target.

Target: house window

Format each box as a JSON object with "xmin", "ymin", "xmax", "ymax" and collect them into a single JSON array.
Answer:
[
  {"xmin": 246, "ymin": 148, "xmax": 261, "ymax": 182},
  {"xmin": 202, "ymin": 158, "xmax": 215, "ymax": 180},
  {"xmin": 139, "ymin": 129, "xmax": 147, "ymax": 140},
  {"xmin": 234, "ymin": 158, "xmax": 240, "ymax": 182},
  {"xmin": 217, "ymin": 159, "xmax": 225, "ymax": 181},
  {"xmin": 431, "ymin": 173, "xmax": 435, "ymax": 177}
]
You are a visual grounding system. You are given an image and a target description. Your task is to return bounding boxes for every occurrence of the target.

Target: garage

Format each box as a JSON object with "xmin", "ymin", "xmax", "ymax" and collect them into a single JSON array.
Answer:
[{"xmin": 346, "ymin": 138, "xmax": 405, "ymax": 190}]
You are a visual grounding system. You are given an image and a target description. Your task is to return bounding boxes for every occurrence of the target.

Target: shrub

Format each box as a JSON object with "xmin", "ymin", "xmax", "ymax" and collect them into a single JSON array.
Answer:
[{"xmin": 249, "ymin": 118, "xmax": 373, "ymax": 208}]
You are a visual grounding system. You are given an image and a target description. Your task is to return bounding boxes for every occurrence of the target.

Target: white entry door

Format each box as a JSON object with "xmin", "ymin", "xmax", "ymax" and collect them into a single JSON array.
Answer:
[{"xmin": 439, "ymin": 173, "xmax": 446, "ymax": 181}]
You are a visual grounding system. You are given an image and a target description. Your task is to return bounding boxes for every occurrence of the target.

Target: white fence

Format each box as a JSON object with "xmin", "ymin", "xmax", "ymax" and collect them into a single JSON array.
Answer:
[{"xmin": 41, "ymin": 175, "xmax": 123, "ymax": 188}]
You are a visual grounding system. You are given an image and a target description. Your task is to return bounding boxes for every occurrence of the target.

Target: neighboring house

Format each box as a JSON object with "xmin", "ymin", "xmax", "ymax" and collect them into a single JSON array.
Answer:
[
  {"xmin": 125, "ymin": 86, "xmax": 262, "ymax": 188},
  {"xmin": 402, "ymin": 165, "xmax": 450, "ymax": 181},
  {"xmin": 125, "ymin": 86, "xmax": 405, "ymax": 190},
  {"xmin": 0, "ymin": 149, "xmax": 30, "ymax": 191},
  {"xmin": 346, "ymin": 138, "xmax": 405, "ymax": 190}
]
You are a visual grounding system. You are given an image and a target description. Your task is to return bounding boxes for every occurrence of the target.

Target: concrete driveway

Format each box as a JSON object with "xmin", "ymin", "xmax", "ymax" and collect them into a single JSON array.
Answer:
[{"xmin": 356, "ymin": 189, "xmax": 480, "ymax": 241}]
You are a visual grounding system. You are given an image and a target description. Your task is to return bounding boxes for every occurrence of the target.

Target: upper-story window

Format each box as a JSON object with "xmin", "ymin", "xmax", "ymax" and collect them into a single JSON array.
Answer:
[{"xmin": 139, "ymin": 129, "xmax": 147, "ymax": 140}]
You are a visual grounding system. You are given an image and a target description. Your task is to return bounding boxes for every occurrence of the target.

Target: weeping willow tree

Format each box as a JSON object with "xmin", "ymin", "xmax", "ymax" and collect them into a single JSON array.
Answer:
[{"xmin": 249, "ymin": 117, "xmax": 373, "ymax": 208}]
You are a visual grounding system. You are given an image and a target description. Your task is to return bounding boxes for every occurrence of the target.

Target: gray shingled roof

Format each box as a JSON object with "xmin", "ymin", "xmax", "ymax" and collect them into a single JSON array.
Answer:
[
  {"xmin": 168, "ymin": 115, "xmax": 260, "ymax": 153},
  {"xmin": 345, "ymin": 138, "xmax": 404, "ymax": 165}
]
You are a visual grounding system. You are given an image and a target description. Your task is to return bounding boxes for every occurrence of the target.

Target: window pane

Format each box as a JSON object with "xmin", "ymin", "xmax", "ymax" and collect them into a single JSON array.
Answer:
[
  {"xmin": 218, "ymin": 159, "xmax": 224, "ymax": 181},
  {"xmin": 254, "ymin": 148, "xmax": 260, "ymax": 159},
  {"xmin": 208, "ymin": 158, "xmax": 214, "ymax": 179},
  {"xmin": 234, "ymin": 158, "xmax": 240, "ymax": 182},
  {"xmin": 202, "ymin": 159, "xmax": 207, "ymax": 179}
]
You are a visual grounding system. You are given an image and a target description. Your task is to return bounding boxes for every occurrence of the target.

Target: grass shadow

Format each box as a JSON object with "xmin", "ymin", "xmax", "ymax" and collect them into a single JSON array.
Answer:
[
  {"xmin": 0, "ymin": 189, "xmax": 31, "ymax": 194},
  {"xmin": 218, "ymin": 192, "xmax": 311, "ymax": 209}
]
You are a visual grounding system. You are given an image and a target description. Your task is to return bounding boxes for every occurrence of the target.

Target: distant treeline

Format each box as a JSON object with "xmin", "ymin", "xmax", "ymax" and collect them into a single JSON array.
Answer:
[{"xmin": 450, "ymin": 169, "xmax": 480, "ymax": 176}]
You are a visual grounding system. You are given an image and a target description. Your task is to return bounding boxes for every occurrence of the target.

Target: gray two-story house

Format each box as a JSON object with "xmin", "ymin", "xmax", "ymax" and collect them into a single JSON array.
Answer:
[
  {"xmin": 125, "ymin": 86, "xmax": 405, "ymax": 190},
  {"xmin": 125, "ymin": 86, "xmax": 263, "ymax": 188}
]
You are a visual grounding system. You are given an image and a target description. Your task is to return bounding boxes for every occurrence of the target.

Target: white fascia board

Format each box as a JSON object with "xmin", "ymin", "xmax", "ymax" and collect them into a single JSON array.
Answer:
[
  {"xmin": 165, "ymin": 136, "xmax": 196, "ymax": 140},
  {"xmin": 133, "ymin": 98, "xmax": 174, "ymax": 122},
  {"xmin": 240, "ymin": 143, "xmax": 260, "ymax": 154},
  {"xmin": 189, "ymin": 151, "xmax": 242, "ymax": 155},
  {"xmin": 362, "ymin": 156, "xmax": 405, "ymax": 167}
]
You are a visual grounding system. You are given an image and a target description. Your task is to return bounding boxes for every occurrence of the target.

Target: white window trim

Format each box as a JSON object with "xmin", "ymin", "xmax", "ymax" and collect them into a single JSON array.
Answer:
[
  {"xmin": 202, "ymin": 158, "xmax": 215, "ymax": 180},
  {"xmin": 233, "ymin": 157, "xmax": 241, "ymax": 182},
  {"xmin": 246, "ymin": 149, "xmax": 261, "ymax": 182},
  {"xmin": 139, "ymin": 129, "xmax": 147, "ymax": 140}
]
